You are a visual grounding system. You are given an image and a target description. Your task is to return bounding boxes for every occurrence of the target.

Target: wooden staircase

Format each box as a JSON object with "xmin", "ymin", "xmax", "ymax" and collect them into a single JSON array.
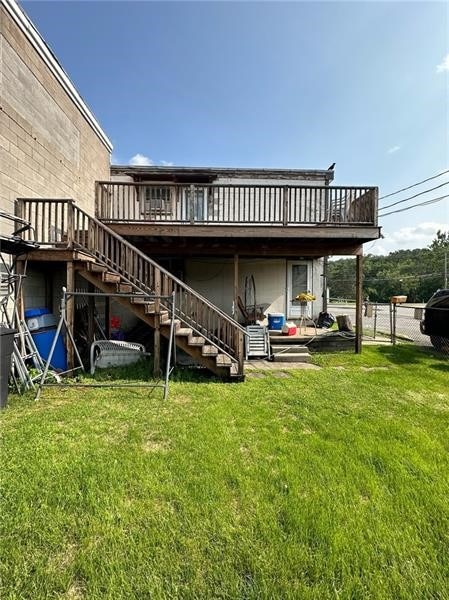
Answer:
[
  {"xmin": 17, "ymin": 198, "xmax": 246, "ymax": 379},
  {"xmin": 80, "ymin": 262, "xmax": 239, "ymax": 377}
]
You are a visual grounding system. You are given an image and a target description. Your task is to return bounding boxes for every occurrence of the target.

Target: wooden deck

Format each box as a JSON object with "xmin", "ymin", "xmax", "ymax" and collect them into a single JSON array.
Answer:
[{"xmin": 96, "ymin": 181, "xmax": 379, "ymax": 231}]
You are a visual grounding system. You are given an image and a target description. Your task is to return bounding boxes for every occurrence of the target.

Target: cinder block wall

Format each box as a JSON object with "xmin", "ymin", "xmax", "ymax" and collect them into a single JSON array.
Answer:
[{"xmin": 0, "ymin": 3, "xmax": 110, "ymax": 236}]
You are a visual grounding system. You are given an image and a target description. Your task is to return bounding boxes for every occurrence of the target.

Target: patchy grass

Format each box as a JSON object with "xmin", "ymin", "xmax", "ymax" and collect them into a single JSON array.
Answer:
[{"xmin": 1, "ymin": 345, "xmax": 449, "ymax": 599}]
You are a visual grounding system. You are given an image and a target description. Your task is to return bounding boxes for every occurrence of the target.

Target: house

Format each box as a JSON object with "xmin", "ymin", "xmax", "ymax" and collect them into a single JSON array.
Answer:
[{"xmin": 1, "ymin": 0, "xmax": 380, "ymax": 380}]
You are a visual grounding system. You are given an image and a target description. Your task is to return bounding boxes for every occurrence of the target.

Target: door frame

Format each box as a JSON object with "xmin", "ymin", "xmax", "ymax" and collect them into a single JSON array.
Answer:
[{"xmin": 286, "ymin": 260, "xmax": 313, "ymax": 318}]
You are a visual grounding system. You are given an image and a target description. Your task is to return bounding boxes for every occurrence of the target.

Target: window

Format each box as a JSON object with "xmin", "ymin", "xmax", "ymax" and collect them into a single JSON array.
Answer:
[{"xmin": 140, "ymin": 186, "xmax": 172, "ymax": 216}]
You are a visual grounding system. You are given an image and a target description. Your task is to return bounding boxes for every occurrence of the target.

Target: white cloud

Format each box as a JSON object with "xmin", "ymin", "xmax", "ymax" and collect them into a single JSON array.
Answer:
[
  {"xmin": 110, "ymin": 153, "xmax": 121, "ymax": 165},
  {"xmin": 160, "ymin": 160, "xmax": 174, "ymax": 166},
  {"xmin": 436, "ymin": 53, "xmax": 449, "ymax": 73},
  {"xmin": 368, "ymin": 222, "xmax": 449, "ymax": 255},
  {"xmin": 387, "ymin": 145, "xmax": 401, "ymax": 155},
  {"xmin": 129, "ymin": 153, "xmax": 154, "ymax": 166}
]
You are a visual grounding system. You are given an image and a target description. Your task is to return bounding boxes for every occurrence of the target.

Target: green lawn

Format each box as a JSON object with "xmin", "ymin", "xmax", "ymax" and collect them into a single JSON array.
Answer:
[{"xmin": 1, "ymin": 346, "xmax": 449, "ymax": 599}]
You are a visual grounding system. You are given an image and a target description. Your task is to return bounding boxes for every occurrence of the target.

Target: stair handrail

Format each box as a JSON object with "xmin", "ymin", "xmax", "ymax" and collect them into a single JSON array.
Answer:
[{"xmin": 70, "ymin": 202, "xmax": 246, "ymax": 369}]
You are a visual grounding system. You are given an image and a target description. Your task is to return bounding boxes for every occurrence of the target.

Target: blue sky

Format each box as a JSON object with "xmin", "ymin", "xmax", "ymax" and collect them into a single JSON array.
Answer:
[{"xmin": 23, "ymin": 0, "xmax": 449, "ymax": 254}]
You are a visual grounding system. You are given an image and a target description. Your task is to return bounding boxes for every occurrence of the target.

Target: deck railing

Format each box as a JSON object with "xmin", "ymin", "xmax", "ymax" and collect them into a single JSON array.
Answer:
[
  {"xmin": 95, "ymin": 182, "xmax": 378, "ymax": 227},
  {"xmin": 16, "ymin": 198, "xmax": 246, "ymax": 374}
]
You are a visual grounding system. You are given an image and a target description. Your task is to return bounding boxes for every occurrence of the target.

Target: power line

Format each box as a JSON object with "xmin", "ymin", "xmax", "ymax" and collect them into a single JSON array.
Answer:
[
  {"xmin": 378, "ymin": 180, "xmax": 449, "ymax": 211},
  {"xmin": 379, "ymin": 168, "xmax": 449, "ymax": 200},
  {"xmin": 378, "ymin": 193, "xmax": 449, "ymax": 217}
]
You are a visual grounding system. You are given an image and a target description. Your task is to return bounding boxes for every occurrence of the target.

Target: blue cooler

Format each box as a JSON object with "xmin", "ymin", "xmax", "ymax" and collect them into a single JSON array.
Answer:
[
  {"xmin": 25, "ymin": 308, "xmax": 67, "ymax": 371},
  {"xmin": 268, "ymin": 313, "xmax": 285, "ymax": 331}
]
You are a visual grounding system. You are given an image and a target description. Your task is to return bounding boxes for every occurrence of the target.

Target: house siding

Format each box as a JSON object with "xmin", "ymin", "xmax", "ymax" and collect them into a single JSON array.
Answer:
[{"xmin": 185, "ymin": 257, "xmax": 323, "ymax": 322}]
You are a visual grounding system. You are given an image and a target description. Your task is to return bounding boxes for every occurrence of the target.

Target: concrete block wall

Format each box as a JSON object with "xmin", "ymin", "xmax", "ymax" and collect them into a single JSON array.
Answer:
[{"xmin": 0, "ymin": 4, "xmax": 110, "ymax": 237}]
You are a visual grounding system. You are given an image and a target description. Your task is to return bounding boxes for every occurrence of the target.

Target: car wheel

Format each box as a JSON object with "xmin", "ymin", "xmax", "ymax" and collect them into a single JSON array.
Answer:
[{"xmin": 430, "ymin": 336, "xmax": 449, "ymax": 351}]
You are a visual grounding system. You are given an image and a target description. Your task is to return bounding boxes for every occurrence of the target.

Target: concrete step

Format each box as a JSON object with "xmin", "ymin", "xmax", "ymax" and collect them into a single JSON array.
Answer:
[
  {"xmin": 271, "ymin": 345, "xmax": 310, "ymax": 354},
  {"xmin": 272, "ymin": 353, "xmax": 310, "ymax": 363}
]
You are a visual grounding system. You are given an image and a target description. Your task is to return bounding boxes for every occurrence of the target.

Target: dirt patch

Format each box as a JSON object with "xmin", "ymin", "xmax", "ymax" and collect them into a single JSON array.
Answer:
[
  {"xmin": 142, "ymin": 438, "xmax": 170, "ymax": 453},
  {"xmin": 64, "ymin": 581, "xmax": 85, "ymax": 599},
  {"xmin": 172, "ymin": 394, "xmax": 192, "ymax": 405}
]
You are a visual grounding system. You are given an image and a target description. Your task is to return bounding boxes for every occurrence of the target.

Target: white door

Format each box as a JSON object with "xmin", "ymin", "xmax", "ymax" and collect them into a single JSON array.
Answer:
[{"xmin": 287, "ymin": 261, "xmax": 312, "ymax": 317}]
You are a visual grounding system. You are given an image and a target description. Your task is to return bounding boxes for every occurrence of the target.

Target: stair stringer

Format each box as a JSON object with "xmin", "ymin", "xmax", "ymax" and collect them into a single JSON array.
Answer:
[{"xmin": 77, "ymin": 267, "xmax": 239, "ymax": 379}]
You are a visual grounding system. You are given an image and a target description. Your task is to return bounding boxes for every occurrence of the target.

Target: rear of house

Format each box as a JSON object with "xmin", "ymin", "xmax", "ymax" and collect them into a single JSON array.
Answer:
[{"xmin": 2, "ymin": 0, "xmax": 381, "ymax": 379}]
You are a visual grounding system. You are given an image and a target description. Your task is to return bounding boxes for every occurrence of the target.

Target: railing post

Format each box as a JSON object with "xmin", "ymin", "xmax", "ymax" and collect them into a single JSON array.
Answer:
[
  {"xmin": 66, "ymin": 199, "xmax": 74, "ymax": 249},
  {"xmin": 15, "ymin": 198, "xmax": 23, "ymax": 221},
  {"xmin": 283, "ymin": 186, "xmax": 289, "ymax": 226},
  {"xmin": 189, "ymin": 184, "xmax": 195, "ymax": 225},
  {"xmin": 95, "ymin": 182, "xmax": 100, "ymax": 218},
  {"xmin": 237, "ymin": 330, "xmax": 245, "ymax": 376},
  {"xmin": 373, "ymin": 187, "xmax": 379, "ymax": 226}
]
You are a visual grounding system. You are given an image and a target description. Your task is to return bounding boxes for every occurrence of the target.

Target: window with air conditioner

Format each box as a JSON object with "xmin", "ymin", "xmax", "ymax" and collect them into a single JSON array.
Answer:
[{"xmin": 140, "ymin": 186, "xmax": 172, "ymax": 217}]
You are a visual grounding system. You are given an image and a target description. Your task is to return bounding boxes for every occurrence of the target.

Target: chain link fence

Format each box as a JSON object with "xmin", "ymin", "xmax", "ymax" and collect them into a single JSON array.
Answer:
[{"xmin": 328, "ymin": 302, "xmax": 449, "ymax": 357}]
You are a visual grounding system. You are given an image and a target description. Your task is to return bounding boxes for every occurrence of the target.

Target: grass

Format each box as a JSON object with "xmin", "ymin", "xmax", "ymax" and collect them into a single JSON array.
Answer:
[{"xmin": 1, "ymin": 345, "xmax": 449, "ymax": 599}]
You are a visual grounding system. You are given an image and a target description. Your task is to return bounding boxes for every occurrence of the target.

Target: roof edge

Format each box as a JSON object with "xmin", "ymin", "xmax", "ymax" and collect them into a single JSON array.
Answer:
[
  {"xmin": 2, "ymin": 0, "xmax": 113, "ymax": 152},
  {"xmin": 110, "ymin": 165, "xmax": 335, "ymax": 181}
]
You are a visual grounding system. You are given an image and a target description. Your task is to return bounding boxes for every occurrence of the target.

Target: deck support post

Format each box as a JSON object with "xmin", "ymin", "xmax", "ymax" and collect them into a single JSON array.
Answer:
[
  {"xmin": 66, "ymin": 261, "xmax": 75, "ymax": 371},
  {"xmin": 233, "ymin": 254, "xmax": 239, "ymax": 320},
  {"xmin": 153, "ymin": 269, "xmax": 161, "ymax": 377},
  {"xmin": 87, "ymin": 282, "xmax": 95, "ymax": 353},
  {"xmin": 355, "ymin": 253, "xmax": 363, "ymax": 354},
  {"xmin": 322, "ymin": 256, "xmax": 328, "ymax": 313},
  {"xmin": 105, "ymin": 297, "xmax": 111, "ymax": 338}
]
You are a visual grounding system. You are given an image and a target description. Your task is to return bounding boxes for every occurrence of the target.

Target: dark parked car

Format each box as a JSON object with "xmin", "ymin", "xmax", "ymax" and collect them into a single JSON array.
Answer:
[{"xmin": 420, "ymin": 289, "xmax": 449, "ymax": 350}]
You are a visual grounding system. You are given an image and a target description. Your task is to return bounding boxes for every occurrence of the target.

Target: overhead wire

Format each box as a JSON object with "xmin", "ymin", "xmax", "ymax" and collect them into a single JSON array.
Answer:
[
  {"xmin": 378, "ymin": 180, "xmax": 449, "ymax": 211},
  {"xmin": 378, "ymin": 193, "xmax": 449, "ymax": 217},
  {"xmin": 379, "ymin": 168, "xmax": 449, "ymax": 200}
]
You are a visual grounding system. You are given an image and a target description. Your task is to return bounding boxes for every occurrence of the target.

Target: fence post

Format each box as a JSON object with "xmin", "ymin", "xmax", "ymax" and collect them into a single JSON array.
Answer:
[
  {"xmin": 153, "ymin": 269, "xmax": 161, "ymax": 377},
  {"xmin": 355, "ymin": 254, "xmax": 363, "ymax": 353}
]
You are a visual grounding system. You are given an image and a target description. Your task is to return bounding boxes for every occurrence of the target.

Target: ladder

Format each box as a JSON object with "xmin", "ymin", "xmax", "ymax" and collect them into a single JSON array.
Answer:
[{"xmin": 245, "ymin": 325, "xmax": 271, "ymax": 359}]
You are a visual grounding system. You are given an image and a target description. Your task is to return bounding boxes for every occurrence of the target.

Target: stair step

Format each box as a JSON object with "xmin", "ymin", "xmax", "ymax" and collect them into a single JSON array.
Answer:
[
  {"xmin": 202, "ymin": 345, "xmax": 218, "ymax": 357},
  {"xmin": 87, "ymin": 263, "xmax": 108, "ymax": 273},
  {"xmin": 117, "ymin": 283, "xmax": 133, "ymax": 293},
  {"xmin": 188, "ymin": 335, "xmax": 205, "ymax": 346},
  {"xmin": 102, "ymin": 272, "xmax": 121, "ymax": 284},
  {"xmin": 271, "ymin": 345, "xmax": 310, "ymax": 355},
  {"xmin": 145, "ymin": 307, "xmax": 169, "ymax": 320},
  {"xmin": 130, "ymin": 296, "xmax": 150, "ymax": 304},
  {"xmin": 216, "ymin": 354, "xmax": 232, "ymax": 366},
  {"xmin": 176, "ymin": 327, "xmax": 193, "ymax": 337},
  {"xmin": 272, "ymin": 353, "xmax": 310, "ymax": 363},
  {"xmin": 161, "ymin": 319, "xmax": 181, "ymax": 330},
  {"xmin": 230, "ymin": 363, "xmax": 239, "ymax": 376}
]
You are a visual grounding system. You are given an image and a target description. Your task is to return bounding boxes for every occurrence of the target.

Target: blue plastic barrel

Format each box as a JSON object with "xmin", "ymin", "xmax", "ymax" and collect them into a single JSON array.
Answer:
[
  {"xmin": 268, "ymin": 313, "xmax": 285, "ymax": 330},
  {"xmin": 25, "ymin": 308, "xmax": 67, "ymax": 371}
]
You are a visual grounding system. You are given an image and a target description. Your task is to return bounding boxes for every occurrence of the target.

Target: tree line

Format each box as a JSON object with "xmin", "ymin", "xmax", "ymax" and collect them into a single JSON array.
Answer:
[{"xmin": 328, "ymin": 231, "xmax": 449, "ymax": 303}]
